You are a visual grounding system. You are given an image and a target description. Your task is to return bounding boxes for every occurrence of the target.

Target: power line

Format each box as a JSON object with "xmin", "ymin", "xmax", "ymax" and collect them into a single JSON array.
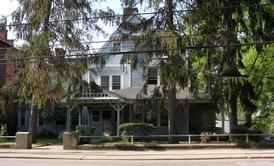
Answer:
[
  {"xmin": 0, "ymin": 40, "xmax": 272, "ymax": 65},
  {"xmin": 3, "ymin": 3, "xmax": 273, "ymax": 27},
  {"xmin": 0, "ymin": 32, "xmax": 272, "ymax": 51}
]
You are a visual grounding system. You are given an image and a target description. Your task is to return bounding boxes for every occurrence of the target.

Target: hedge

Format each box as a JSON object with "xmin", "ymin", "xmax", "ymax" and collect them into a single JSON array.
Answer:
[{"xmin": 120, "ymin": 123, "xmax": 155, "ymax": 136}]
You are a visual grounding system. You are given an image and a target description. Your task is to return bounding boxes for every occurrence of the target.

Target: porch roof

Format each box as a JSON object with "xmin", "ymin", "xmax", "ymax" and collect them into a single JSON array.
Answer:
[{"xmin": 111, "ymin": 86, "xmax": 211, "ymax": 103}]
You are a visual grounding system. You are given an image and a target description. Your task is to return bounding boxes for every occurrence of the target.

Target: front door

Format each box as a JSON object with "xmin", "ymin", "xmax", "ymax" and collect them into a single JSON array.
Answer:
[{"xmin": 102, "ymin": 110, "xmax": 112, "ymax": 134}]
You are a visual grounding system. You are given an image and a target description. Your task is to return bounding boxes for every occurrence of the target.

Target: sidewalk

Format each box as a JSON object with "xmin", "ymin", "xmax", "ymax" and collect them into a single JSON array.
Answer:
[{"xmin": 1, "ymin": 145, "xmax": 274, "ymax": 160}]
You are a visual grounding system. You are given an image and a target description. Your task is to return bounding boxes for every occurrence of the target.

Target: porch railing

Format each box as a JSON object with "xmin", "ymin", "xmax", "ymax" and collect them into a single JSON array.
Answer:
[{"xmin": 73, "ymin": 91, "xmax": 118, "ymax": 100}]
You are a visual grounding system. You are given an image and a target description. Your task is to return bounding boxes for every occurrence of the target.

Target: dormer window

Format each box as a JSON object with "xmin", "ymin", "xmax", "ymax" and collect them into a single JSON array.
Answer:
[
  {"xmin": 113, "ymin": 42, "xmax": 121, "ymax": 52},
  {"xmin": 148, "ymin": 67, "xmax": 158, "ymax": 85}
]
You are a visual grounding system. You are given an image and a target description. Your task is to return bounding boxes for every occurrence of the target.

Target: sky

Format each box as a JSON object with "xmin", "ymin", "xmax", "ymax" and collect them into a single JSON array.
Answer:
[{"xmin": 0, "ymin": 0, "xmax": 124, "ymax": 50}]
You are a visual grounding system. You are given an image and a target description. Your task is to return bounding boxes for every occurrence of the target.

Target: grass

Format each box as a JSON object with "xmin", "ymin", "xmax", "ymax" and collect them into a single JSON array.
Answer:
[{"xmin": 34, "ymin": 138, "xmax": 63, "ymax": 147}]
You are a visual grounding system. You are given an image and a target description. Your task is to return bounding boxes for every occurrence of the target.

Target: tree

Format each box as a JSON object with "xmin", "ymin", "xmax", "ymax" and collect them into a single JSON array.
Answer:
[
  {"xmin": 184, "ymin": 0, "xmax": 274, "ymax": 131},
  {"xmin": 121, "ymin": 0, "xmax": 190, "ymax": 143},
  {"xmin": 11, "ymin": 0, "xmax": 115, "ymax": 143},
  {"xmin": 242, "ymin": 44, "xmax": 274, "ymax": 132}
]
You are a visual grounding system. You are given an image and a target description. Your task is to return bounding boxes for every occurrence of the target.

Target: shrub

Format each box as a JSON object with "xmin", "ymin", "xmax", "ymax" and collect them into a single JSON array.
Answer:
[
  {"xmin": 119, "ymin": 123, "xmax": 155, "ymax": 136},
  {"xmin": 0, "ymin": 129, "xmax": 6, "ymax": 143},
  {"xmin": 75, "ymin": 125, "xmax": 94, "ymax": 144},
  {"xmin": 231, "ymin": 126, "xmax": 263, "ymax": 142}
]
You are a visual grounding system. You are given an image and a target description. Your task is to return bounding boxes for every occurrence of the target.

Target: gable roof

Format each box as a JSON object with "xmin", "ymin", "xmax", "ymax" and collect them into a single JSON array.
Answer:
[{"xmin": 97, "ymin": 9, "xmax": 143, "ymax": 54}]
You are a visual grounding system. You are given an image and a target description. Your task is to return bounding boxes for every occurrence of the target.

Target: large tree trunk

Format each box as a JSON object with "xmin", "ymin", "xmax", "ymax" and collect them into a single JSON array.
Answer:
[
  {"xmin": 225, "ymin": 0, "xmax": 239, "ymax": 133},
  {"xmin": 29, "ymin": 105, "xmax": 38, "ymax": 143},
  {"xmin": 168, "ymin": 87, "xmax": 178, "ymax": 143},
  {"xmin": 165, "ymin": 0, "xmax": 178, "ymax": 144},
  {"xmin": 228, "ymin": 88, "xmax": 238, "ymax": 132}
]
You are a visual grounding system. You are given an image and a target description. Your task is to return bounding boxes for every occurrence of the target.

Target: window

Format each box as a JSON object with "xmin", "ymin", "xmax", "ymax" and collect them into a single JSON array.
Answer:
[
  {"xmin": 92, "ymin": 110, "xmax": 100, "ymax": 122},
  {"xmin": 20, "ymin": 109, "xmax": 26, "ymax": 126},
  {"xmin": 112, "ymin": 75, "xmax": 121, "ymax": 90},
  {"xmin": 148, "ymin": 68, "xmax": 158, "ymax": 85},
  {"xmin": 101, "ymin": 76, "xmax": 109, "ymax": 90},
  {"xmin": 113, "ymin": 42, "xmax": 121, "ymax": 52}
]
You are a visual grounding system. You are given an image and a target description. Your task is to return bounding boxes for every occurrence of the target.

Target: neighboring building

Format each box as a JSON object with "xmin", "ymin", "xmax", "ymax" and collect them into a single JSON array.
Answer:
[
  {"xmin": 0, "ymin": 24, "xmax": 17, "ymax": 135},
  {"xmin": 66, "ymin": 8, "xmax": 216, "ymax": 136}
]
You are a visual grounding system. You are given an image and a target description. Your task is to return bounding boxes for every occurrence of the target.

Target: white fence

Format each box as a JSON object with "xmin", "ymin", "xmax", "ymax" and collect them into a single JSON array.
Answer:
[
  {"xmin": 79, "ymin": 134, "xmax": 274, "ymax": 145},
  {"xmin": 0, "ymin": 135, "xmax": 16, "ymax": 143}
]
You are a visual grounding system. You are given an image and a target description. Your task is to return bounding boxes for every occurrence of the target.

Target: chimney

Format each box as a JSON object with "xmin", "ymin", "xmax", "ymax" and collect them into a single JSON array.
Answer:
[
  {"xmin": 0, "ymin": 29, "xmax": 7, "ymax": 42},
  {"xmin": 0, "ymin": 23, "xmax": 14, "ymax": 46},
  {"xmin": 123, "ymin": 7, "xmax": 138, "ymax": 21}
]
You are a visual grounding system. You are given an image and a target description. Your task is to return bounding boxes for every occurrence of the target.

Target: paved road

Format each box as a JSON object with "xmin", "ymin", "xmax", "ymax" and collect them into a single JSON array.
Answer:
[
  {"xmin": 1, "ymin": 146, "xmax": 274, "ymax": 160},
  {"xmin": 1, "ymin": 158, "xmax": 274, "ymax": 166}
]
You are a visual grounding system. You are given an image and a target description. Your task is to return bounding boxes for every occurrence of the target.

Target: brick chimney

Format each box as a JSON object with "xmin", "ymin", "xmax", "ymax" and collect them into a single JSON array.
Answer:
[
  {"xmin": 123, "ymin": 7, "xmax": 138, "ymax": 21},
  {"xmin": 0, "ymin": 28, "xmax": 7, "ymax": 41},
  {"xmin": 0, "ymin": 24, "xmax": 14, "ymax": 46}
]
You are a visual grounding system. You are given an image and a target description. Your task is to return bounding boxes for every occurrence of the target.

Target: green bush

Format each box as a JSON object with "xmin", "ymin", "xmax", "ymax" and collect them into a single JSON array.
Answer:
[
  {"xmin": 0, "ymin": 129, "xmax": 6, "ymax": 143},
  {"xmin": 231, "ymin": 126, "xmax": 263, "ymax": 142},
  {"xmin": 75, "ymin": 125, "xmax": 94, "ymax": 144},
  {"xmin": 120, "ymin": 123, "xmax": 155, "ymax": 136}
]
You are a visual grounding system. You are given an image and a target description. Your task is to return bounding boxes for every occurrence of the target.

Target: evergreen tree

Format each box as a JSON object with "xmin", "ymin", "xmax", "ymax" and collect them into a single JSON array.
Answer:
[
  {"xmin": 121, "ymin": 0, "xmax": 190, "ymax": 143},
  {"xmin": 184, "ymin": 0, "xmax": 273, "ymax": 131},
  {"xmin": 11, "ymin": 0, "xmax": 115, "ymax": 142}
]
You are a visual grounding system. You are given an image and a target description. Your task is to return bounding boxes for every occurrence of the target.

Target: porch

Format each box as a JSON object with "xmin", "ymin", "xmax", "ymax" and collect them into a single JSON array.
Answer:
[{"xmin": 65, "ymin": 86, "xmax": 214, "ymax": 136}]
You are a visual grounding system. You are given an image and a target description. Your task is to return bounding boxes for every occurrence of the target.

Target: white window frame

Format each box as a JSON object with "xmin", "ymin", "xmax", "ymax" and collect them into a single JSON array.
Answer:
[
  {"xmin": 101, "ymin": 75, "xmax": 110, "ymax": 90},
  {"xmin": 112, "ymin": 75, "xmax": 121, "ymax": 90},
  {"xmin": 112, "ymin": 42, "xmax": 121, "ymax": 52}
]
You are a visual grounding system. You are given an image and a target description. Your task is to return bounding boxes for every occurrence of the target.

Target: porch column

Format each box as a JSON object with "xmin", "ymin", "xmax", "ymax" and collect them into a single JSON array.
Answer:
[
  {"xmin": 110, "ymin": 103, "xmax": 127, "ymax": 136},
  {"xmin": 185, "ymin": 103, "xmax": 189, "ymax": 134},
  {"xmin": 117, "ymin": 110, "xmax": 120, "ymax": 136},
  {"xmin": 78, "ymin": 109, "xmax": 82, "ymax": 125}
]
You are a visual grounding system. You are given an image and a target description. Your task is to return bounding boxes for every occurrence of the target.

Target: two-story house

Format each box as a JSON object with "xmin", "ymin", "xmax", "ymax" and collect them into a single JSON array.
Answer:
[{"xmin": 67, "ymin": 8, "xmax": 216, "ymax": 136}]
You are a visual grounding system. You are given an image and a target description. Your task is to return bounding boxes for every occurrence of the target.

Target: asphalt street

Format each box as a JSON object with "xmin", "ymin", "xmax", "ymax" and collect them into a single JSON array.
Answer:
[{"xmin": 1, "ymin": 158, "xmax": 274, "ymax": 166}]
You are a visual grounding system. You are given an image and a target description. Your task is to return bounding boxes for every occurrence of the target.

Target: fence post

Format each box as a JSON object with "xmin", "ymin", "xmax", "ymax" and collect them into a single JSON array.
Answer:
[
  {"xmin": 188, "ymin": 135, "xmax": 191, "ymax": 144},
  {"xmin": 131, "ymin": 136, "xmax": 134, "ymax": 144},
  {"xmin": 246, "ymin": 134, "xmax": 249, "ymax": 144}
]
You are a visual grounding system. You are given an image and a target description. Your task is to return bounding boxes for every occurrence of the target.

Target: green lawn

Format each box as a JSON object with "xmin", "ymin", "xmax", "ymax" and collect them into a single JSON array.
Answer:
[{"xmin": 34, "ymin": 138, "xmax": 62, "ymax": 147}]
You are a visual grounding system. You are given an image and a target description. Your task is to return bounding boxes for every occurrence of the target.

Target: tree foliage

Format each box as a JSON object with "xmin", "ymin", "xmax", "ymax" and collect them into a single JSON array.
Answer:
[
  {"xmin": 11, "ymin": 0, "xmax": 116, "ymax": 142},
  {"xmin": 243, "ymin": 44, "xmax": 274, "ymax": 133},
  {"xmin": 184, "ymin": 0, "xmax": 274, "ymax": 130}
]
